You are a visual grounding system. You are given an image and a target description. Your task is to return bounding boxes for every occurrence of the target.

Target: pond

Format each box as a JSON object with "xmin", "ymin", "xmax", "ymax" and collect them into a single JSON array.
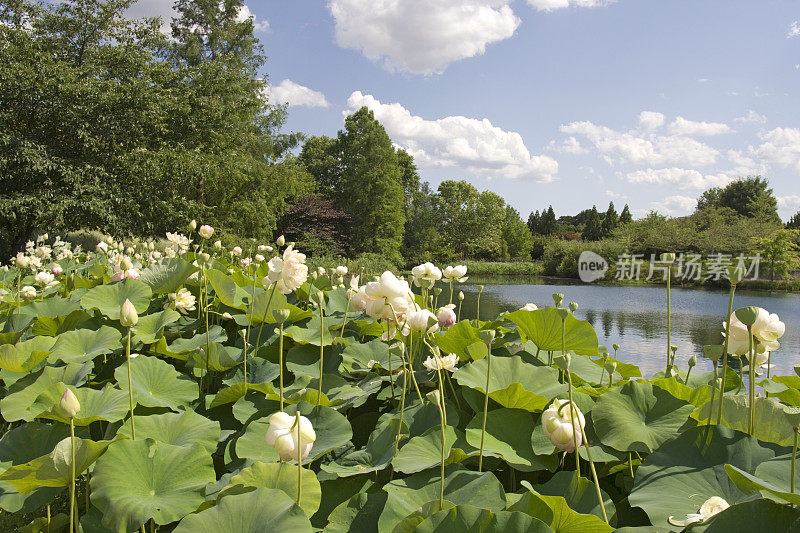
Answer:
[{"xmin": 456, "ymin": 277, "xmax": 800, "ymax": 377}]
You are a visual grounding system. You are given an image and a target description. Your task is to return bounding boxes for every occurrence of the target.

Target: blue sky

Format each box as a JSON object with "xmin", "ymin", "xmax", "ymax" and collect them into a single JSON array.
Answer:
[{"xmin": 128, "ymin": 0, "xmax": 800, "ymax": 220}]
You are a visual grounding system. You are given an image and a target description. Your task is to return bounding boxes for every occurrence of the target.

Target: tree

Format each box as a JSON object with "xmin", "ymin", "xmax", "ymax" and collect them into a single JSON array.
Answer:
[
  {"xmin": 750, "ymin": 229, "xmax": 799, "ymax": 282},
  {"xmin": 539, "ymin": 206, "xmax": 558, "ymax": 235},
  {"xmin": 601, "ymin": 202, "xmax": 618, "ymax": 237},
  {"xmin": 436, "ymin": 180, "xmax": 505, "ymax": 259},
  {"xmin": 527, "ymin": 210, "xmax": 541, "ymax": 234},
  {"xmin": 337, "ymin": 107, "xmax": 405, "ymax": 262},
  {"xmin": 787, "ymin": 211, "xmax": 800, "ymax": 230},
  {"xmin": 276, "ymin": 194, "xmax": 350, "ymax": 256},
  {"xmin": 403, "ymin": 182, "xmax": 441, "ymax": 262},
  {"xmin": 619, "ymin": 204, "xmax": 633, "ymax": 224},
  {"xmin": 502, "ymin": 206, "xmax": 534, "ymax": 259},
  {"xmin": 581, "ymin": 206, "xmax": 603, "ymax": 241},
  {"xmin": 696, "ymin": 176, "xmax": 780, "ymax": 222}
]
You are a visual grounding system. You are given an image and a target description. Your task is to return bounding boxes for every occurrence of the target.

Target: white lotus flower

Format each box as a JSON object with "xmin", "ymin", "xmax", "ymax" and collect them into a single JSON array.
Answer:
[
  {"xmin": 232, "ymin": 246, "xmax": 243, "ymax": 256},
  {"xmin": 254, "ymin": 254, "xmax": 265, "ymax": 263},
  {"xmin": 336, "ymin": 265, "xmax": 348, "ymax": 276},
  {"xmin": 363, "ymin": 271, "xmax": 415, "ymax": 321},
  {"xmin": 669, "ymin": 496, "xmax": 729, "ymax": 527},
  {"xmin": 723, "ymin": 307, "xmax": 785, "ymax": 355},
  {"xmin": 437, "ymin": 304, "xmax": 457, "ymax": 328},
  {"xmin": 406, "ymin": 307, "xmax": 439, "ymax": 333},
  {"xmin": 265, "ymin": 245, "xmax": 309, "ymax": 295},
  {"xmin": 542, "ymin": 399, "xmax": 585, "ymax": 453},
  {"xmin": 265, "ymin": 411, "xmax": 316, "ymax": 462},
  {"xmin": 168, "ymin": 288, "xmax": 197, "ymax": 315},
  {"xmin": 14, "ymin": 253, "xmax": 30, "ymax": 269},
  {"xmin": 423, "ymin": 353, "xmax": 459, "ymax": 372},
  {"xmin": 411, "ymin": 262, "xmax": 442, "ymax": 288},
  {"xmin": 443, "ymin": 265, "xmax": 468, "ymax": 283},
  {"xmin": 20, "ymin": 285, "xmax": 36, "ymax": 300},
  {"xmin": 198, "ymin": 225, "xmax": 214, "ymax": 239},
  {"xmin": 95, "ymin": 241, "xmax": 109, "ymax": 254},
  {"xmin": 520, "ymin": 303, "xmax": 539, "ymax": 312},
  {"xmin": 35, "ymin": 271, "xmax": 55, "ymax": 286}
]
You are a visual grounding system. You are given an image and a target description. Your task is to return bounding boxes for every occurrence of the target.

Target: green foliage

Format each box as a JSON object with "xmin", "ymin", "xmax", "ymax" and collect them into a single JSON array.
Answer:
[
  {"xmin": 502, "ymin": 206, "xmax": 534, "ymax": 259},
  {"xmin": 749, "ymin": 229, "xmax": 799, "ymax": 281},
  {"xmin": 697, "ymin": 176, "xmax": 781, "ymax": 223},
  {"xmin": 581, "ymin": 206, "xmax": 603, "ymax": 242}
]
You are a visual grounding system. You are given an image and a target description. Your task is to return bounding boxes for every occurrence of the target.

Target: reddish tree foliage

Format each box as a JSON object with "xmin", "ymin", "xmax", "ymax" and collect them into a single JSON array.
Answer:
[{"xmin": 276, "ymin": 194, "xmax": 351, "ymax": 256}]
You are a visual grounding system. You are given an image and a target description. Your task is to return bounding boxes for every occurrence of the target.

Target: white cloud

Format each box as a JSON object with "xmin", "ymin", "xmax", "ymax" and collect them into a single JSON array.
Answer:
[
  {"xmin": 547, "ymin": 136, "xmax": 587, "ymax": 154},
  {"xmin": 604, "ymin": 189, "xmax": 629, "ymax": 200},
  {"xmin": 561, "ymin": 120, "xmax": 719, "ymax": 167},
  {"xmin": 346, "ymin": 91, "xmax": 558, "ymax": 181},
  {"xmin": 625, "ymin": 168, "xmax": 731, "ymax": 190},
  {"xmin": 755, "ymin": 127, "xmax": 800, "ymax": 171},
  {"xmin": 235, "ymin": 5, "xmax": 270, "ymax": 32},
  {"xmin": 649, "ymin": 195, "xmax": 697, "ymax": 216},
  {"xmin": 329, "ymin": 0, "xmax": 520, "ymax": 74},
  {"xmin": 778, "ymin": 194, "xmax": 800, "ymax": 211},
  {"xmin": 668, "ymin": 117, "xmax": 732, "ymax": 136},
  {"xmin": 726, "ymin": 149, "xmax": 757, "ymax": 170},
  {"xmin": 638, "ymin": 111, "xmax": 665, "ymax": 132},
  {"xmin": 527, "ymin": 0, "xmax": 615, "ymax": 12},
  {"xmin": 734, "ymin": 110, "xmax": 767, "ymax": 124},
  {"xmin": 789, "ymin": 21, "xmax": 800, "ymax": 38},
  {"xmin": 266, "ymin": 80, "xmax": 329, "ymax": 108}
]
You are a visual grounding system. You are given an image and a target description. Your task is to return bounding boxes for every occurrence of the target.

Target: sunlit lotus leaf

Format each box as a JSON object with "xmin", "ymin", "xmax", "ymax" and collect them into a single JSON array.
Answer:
[
  {"xmin": 35, "ymin": 383, "xmax": 129, "ymax": 426},
  {"xmin": 81, "ymin": 278, "xmax": 152, "ymax": 319},
  {"xmin": 205, "ymin": 268, "xmax": 249, "ymax": 310},
  {"xmin": 687, "ymin": 499, "xmax": 800, "ymax": 532},
  {"xmin": 132, "ymin": 309, "xmax": 181, "ymax": 344},
  {"xmin": 91, "ymin": 439, "xmax": 216, "ymax": 531},
  {"xmin": 138, "ymin": 258, "xmax": 198, "ymax": 294},
  {"xmin": 48, "ymin": 326, "xmax": 121, "ymax": 364},
  {"xmin": 507, "ymin": 488, "xmax": 613, "ymax": 533},
  {"xmin": 322, "ymin": 418, "xmax": 403, "ymax": 477},
  {"xmin": 392, "ymin": 425, "xmax": 457, "ymax": 474},
  {"xmin": 415, "ymin": 504, "xmax": 553, "ymax": 533},
  {"xmin": 219, "ymin": 461, "xmax": 321, "ymax": 516},
  {"xmin": 1, "ymin": 363, "xmax": 92, "ymax": 422},
  {"xmin": 532, "ymin": 471, "xmax": 616, "ymax": 525},
  {"xmin": 507, "ymin": 308, "xmax": 599, "ymax": 356},
  {"xmin": 117, "ymin": 410, "xmax": 221, "ymax": 453},
  {"xmin": 0, "ymin": 336, "xmax": 55, "ymax": 372},
  {"xmin": 696, "ymin": 394, "xmax": 799, "ymax": 446},
  {"xmin": 114, "ymin": 355, "xmax": 197, "ymax": 410},
  {"xmin": 434, "ymin": 321, "xmax": 483, "ymax": 361}
]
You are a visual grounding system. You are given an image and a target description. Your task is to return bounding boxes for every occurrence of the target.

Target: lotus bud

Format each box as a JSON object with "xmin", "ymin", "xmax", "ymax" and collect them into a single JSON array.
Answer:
[
  {"xmin": 148, "ymin": 241, "xmax": 155, "ymax": 251},
  {"xmin": 276, "ymin": 235, "xmax": 285, "ymax": 246},
  {"xmin": 199, "ymin": 252, "xmax": 211, "ymax": 264},
  {"xmin": 51, "ymin": 264, "xmax": 63, "ymax": 276},
  {"xmin": 477, "ymin": 285, "xmax": 484, "ymax": 293},
  {"xmin": 198, "ymin": 225, "xmax": 214, "ymax": 239},
  {"xmin": 569, "ymin": 302, "xmax": 579, "ymax": 312},
  {"xmin": 57, "ymin": 388, "xmax": 80, "ymax": 419},
  {"xmin": 555, "ymin": 307, "xmax": 570, "ymax": 320},
  {"xmin": 437, "ymin": 305, "xmax": 457, "ymax": 328},
  {"xmin": 660, "ymin": 252, "xmax": 676, "ymax": 263},
  {"xmin": 542, "ymin": 399, "xmax": 585, "ymax": 452},
  {"xmin": 189, "ymin": 220, "xmax": 197, "ymax": 231},
  {"xmin": 426, "ymin": 389, "xmax": 441, "ymax": 407},
  {"xmin": 670, "ymin": 345, "xmax": 678, "ymax": 354},
  {"xmin": 120, "ymin": 256, "xmax": 134, "ymax": 271},
  {"xmin": 120, "ymin": 298, "xmax": 139, "ymax": 327},
  {"xmin": 232, "ymin": 246, "xmax": 242, "ymax": 256},
  {"xmin": 612, "ymin": 343, "xmax": 620, "ymax": 351},
  {"xmin": 433, "ymin": 287, "xmax": 442, "ymax": 296},
  {"xmin": 552, "ymin": 293, "xmax": 564, "ymax": 307},
  {"xmin": 273, "ymin": 308, "xmax": 291, "ymax": 324},
  {"xmin": 222, "ymin": 312, "xmax": 233, "ymax": 320},
  {"xmin": 458, "ymin": 291, "xmax": 464, "ymax": 301},
  {"xmin": 688, "ymin": 355, "xmax": 697, "ymax": 368},
  {"xmin": 265, "ymin": 412, "xmax": 316, "ymax": 462},
  {"xmin": 605, "ymin": 361, "xmax": 617, "ymax": 376},
  {"xmin": 117, "ymin": 242, "xmax": 124, "ymax": 251},
  {"xmin": 213, "ymin": 240, "xmax": 222, "ymax": 249},
  {"xmin": 734, "ymin": 306, "xmax": 760, "ymax": 327}
]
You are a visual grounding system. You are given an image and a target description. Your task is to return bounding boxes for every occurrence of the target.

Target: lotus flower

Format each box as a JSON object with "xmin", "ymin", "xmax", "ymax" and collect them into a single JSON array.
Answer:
[
  {"xmin": 198, "ymin": 225, "xmax": 214, "ymax": 239},
  {"xmin": 542, "ymin": 399, "xmax": 585, "ymax": 453},
  {"xmin": 411, "ymin": 262, "xmax": 442, "ymax": 288},
  {"xmin": 363, "ymin": 271, "xmax": 415, "ymax": 321},
  {"xmin": 423, "ymin": 353, "xmax": 459, "ymax": 372},
  {"xmin": 265, "ymin": 245, "xmax": 309, "ymax": 295},
  {"xmin": 406, "ymin": 307, "xmax": 439, "ymax": 333},
  {"xmin": 443, "ymin": 265, "xmax": 468, "ymax": 283},
  {"xmin": 437, "ymin": 304, "xmax": 457, "ymax": 328},
  {"xmin": 265, "ymin": 412, "xmax": 316, "ymax": 462},
  {"xmin": 669, "ymin": 496, "xmax": 729, "ymax": 527},
  {"xmin": 57, "ymin": 389, "xmax": 81, "ymax": 419},
  {"xmin": 723, "ymin": 307, "xmax": 785, "ymax": 355},
  {"xmin": 520, "ymin": 303, "xmax": 538, "ymax": 311}
]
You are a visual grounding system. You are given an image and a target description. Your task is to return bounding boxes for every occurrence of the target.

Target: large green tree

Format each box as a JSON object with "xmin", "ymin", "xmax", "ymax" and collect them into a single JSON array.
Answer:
[
  {"xmin": 581, "ymin": 206, "xmax": 603, "ymax": 241},
  {"xmin": 697, "ymin": 176, "xmax": 780, "ymax": 223}
]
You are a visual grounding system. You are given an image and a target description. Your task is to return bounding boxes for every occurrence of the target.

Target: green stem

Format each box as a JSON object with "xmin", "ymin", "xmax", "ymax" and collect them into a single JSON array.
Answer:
[
  {"xmin": 317, "ymin": 296, "xmax": 324, "ymax": 406},
  {"xmin": 747, "ymin": 326, "xmax": 755, "ymax": 436},
  {"xmin": 70, "ymin": 418, "xmax": 76, "ymax": 533},
  {"xmin": 685, "ymin": 366, "xmax": 693, "ymax": 385},
  {"xmin": 279, "ymin": 323, "xmax": 285, "ymax": 411},
  {"xmin": 448, "ymin": 282, "xmax": 454, "ymax": 305},
  {"xmin": 339, "ymin": 293, "xmax": 351, "ymax": 339},
  {"xmin": 478, "ymin": 341, "xmax": 491, "ymax": 472},
  {"xmin": 665, "ymin": 268, "xmax": 671, "ymax": 376},
  {"xmin": 393, "ymin": 353, "xmax": 409, "ymax": 459},
  {"xmin": 296, "ymin": 412, "xmax": 302, "ymax": 506},
  {"xmin": 438, "ymin": 400, "xmax": 446, "ymax": 512},
  {"xmin": 567, "ymin": 371, "xmax": 580, "ymax": 476},
  {"xmin": 582, "ymin": 428, "xmax": 609, "ymax": 524},
  {"xmin": 717, "ymin": 284, "xmax": 736, "ymax": 424},
  {"xmin": 126, "ymin": 328, "xmax": 135, "ymax": 440},
  {"xmin": 46, "ymin": 505, "xmax": 50, "ymax": 533},
  {"xmin": 707, "ymin": 363, "xmax": 718, "ymax": 427},
  {"xmin": 203, "ymin": 268, "xmax": 211, "ymax": 393},
  {"xmin": 457, "ymin": 300, "xmax": 462, "ymax": 322},
  {"xmin": 628, "ymin": 452, "xmax": 634, "ymax": 478},
  {"xmin": 792, "ymin": 428, "xmax": 798, "ymax": 495},
  {"xmin": 253, "ymin": 282, "xmax": 279, "ymax": 364}
]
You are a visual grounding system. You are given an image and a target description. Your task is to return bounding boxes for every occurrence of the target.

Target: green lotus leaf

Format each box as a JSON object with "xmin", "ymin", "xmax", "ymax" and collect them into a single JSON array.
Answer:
[
  {"xmin": 0, "ymin": 422, "xmax": 69, "ymax": 513},
  {"xmin": 164, "ymin": 325, "xmax": 227, "ymax": 355},
  {"xmin": 0, "ymin": 336, "xmax": 55, "ymax": 372},
  {"xmin": 415, "ymin": 504, "xmax": 553, "ymax": 533},
  {"xmin": 114, "ymin": 355, "xmax": 197, "ymax": 411},
  {"xmin": 138, "ymin": 258, "xmax": 198, "ymax": 294},
  {"xmin": 1, "ymin": 363, "xmax": 92, "ymax": 422},
  {"xmin": 189, "ymin": 342, "xmax": 241, "ymax": 371},
  {"xmin": 454, "ymin": 355, "xmax": 566, "ymax": 412},
  {"xmin": 592, "ymin": 380, "xmax": 694, "ymax": 453},
  {"xmin": 35, "ymin": 383, "xmax": 129, "ymax": 426},
  {"xmin": 284, "ymin": 317, "xmax": 335, "ymax": 346},
  {"xmin": 236, "ymin": 403, "xmax": 352, "ymax": 464},
  {"xmin": 91, "ymin": 439, "xmax": 216, "ymax": 531},
  {"xmin": 0, "ymin": 436, "xmax": 114, "ymax": 494},
  {"xmin": 628, "ymin": 425, "xmax": 775, "ymax": 529},
  {"xmin": 173, "ymin": 488, "xmax": 313, "ymax": 532},
  {"xmin": 246, "ymin": 288, "xmax": 289, "ymax": 324},
  {"xmin": 210, "ymin": 382, "xmax": 275, "ymax": 409},
  {"xmin": 325, "ymin": 491, "xmax": 388, "ymax": 533},
  {"xmin": 390, "ymin": 500, "xmax": 458, "ymax": 533},
  {"xmin": 379, "ymin": 466, "xmax": 506, "ymax": 533},
  {"xmin": 31, "ymin": 309, "xmax": 92, "ymax": 337},
  {"xmin": 205, "ymin": 269, "xmax": 248, "ymax": 310},
  {"xmin": 48, "ymin": 326, "xmax": 122, "ymax": 364},
  {"xmin": 507, "ymin": 488, "xmax": 613, "ymax": 533},
  {"xmin": 340, "ymin": 338, "xmax": 390, "ymax": 374},
  {"xmin": 219, "ymin": 461, "xmax": 321, "ymax": 516},
  {"xmin": 465, "ymin": 408, "xmax": 558, "ymax": 472},
  {"xmin": 507, "ymin": 308, "xmax": 599, "ymax": 356},
  {"xmin": 434, "ymin": 321, "xmax": 483, "ymax": 361},
  {"xmin": 18, "ymin": 298, "xmax": 82, "ymax": 318},
  {"xmin": 80, "ymin": 278, "xmax": 152, "ymax": 319},
  {"xmin": 687, "ymin": 499, "xmax": 800, "ymax": 532},
  {"xmin": 285, "ymin": 343, "xmax": 342, "ymax": 379},
  {"xmin": 322, "ymin": 418, "xmax": 403, "ymax": 477},
  {"xmin": 132, "ymin": 309, "xmax": 181, "ymax": 344},
  {"xmin": 533, "ymin": 471, "xmax": 616, "ymax": 525},
  {"xmin": 117, "ymin": 410, "xmax": 221, "ymax": 453},
  {"xmin": 696, "ymin": 394, "xmax": 798, "ymax": 446},
  {"xmin": 724, "ymin": 463, "xmax": 800, "ymax": 505},
  {"xmin": 17, "ymin": 512, "xmax": 70, "ymax": 533},
  {"xmin": 392, "ymin": 425, "xmax": 456, "ymax": 474},
  {"xmin": 752, "ymin": 452, "xmax": 800, "ymax": 502}
]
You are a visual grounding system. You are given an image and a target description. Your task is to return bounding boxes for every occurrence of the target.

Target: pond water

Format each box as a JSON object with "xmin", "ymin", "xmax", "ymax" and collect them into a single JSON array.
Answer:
[{"xmin": 455, "ymin": 277, "xmax": 800, "ymax": 377}]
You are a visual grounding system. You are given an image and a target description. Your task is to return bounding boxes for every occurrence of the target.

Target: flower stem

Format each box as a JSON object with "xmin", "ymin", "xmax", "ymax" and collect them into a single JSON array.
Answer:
[
  {"xmin": 438, "ymin": 400, "xmax": 446, "ymax": 512},
  {"xmin": 69, "ymin": 418, "xmax": 76, "ymax": 533},
  {"xmin": 253, "ymin": 282, "xmax": 278, "ymax": 364},
  {"xmin": 393, "ymin": 352, "xmax": 409, "ymax": 459},
  {"xmin": 707, "ymin": 361, "xmax": 718, "ymax": 427},
  {"xmin": 317, "ymin": 295, "xmax": 324, "ymax": 406},
  {"xmin": 582, "ymin": 427, "xmax": 608, "ymax": 524},
  {"xmin": 567, "ymin": 371, "xmax": 580, "ymax": 477},
  {"xmin": 296, "ymin": 411, "xmax": 302, "ymax": 506},
  {"xmin": 717, "ymin": 283, "xmax": 736, "ymax": 424},
  {"xmin": 665, "ymin": 267, "xmax": 672, "ymax": 376},
  {"xmin": 279, "ymin": 322, "xmax": 285, "ymax": 411},
  {"xmin": 747, "ymin": 326, "xmax": 755, "ymax": 436},
  {"xmin": 478, "ymin": 341, "xmax": 491, "ymax": 472},
  {"xmin": 792, "ymin": 428, "xmax": 798, "ymax": 496},
  {"xmin": 126, "ymin": 328, "xmax": 135, "ymax": 440},
  {"xmin": 628, "ymin": 452, "xmax": 634, "ymax": 478},
  {"xmin": 340, "ymin": 293, "xmax": 351, "ymax": 340}
]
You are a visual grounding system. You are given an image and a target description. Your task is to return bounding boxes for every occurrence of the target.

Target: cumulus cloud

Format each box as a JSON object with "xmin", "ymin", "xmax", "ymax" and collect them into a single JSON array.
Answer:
[
  {"xmin": 638, "ymin": 111, "xmax": 665, "ymax": 132},
  {"xmin": 625, "ymin": 168, "xmax": 731, "ymax": 190},
  {"xmin": 734, "ymin": 110, "xmax": 767, "ymax": 124},
  {"xmin": 547, "ymin": 136, "xmax": 587, "ymax": 154},
  {"xmin": 346, "ymin": 91, "xmax": 558, "ymax": 181},
  {"xmin": 329, "ymin": 0, "xmax": 520, "ymax": 74},
  {"xmin": 560, "ymin": 120, "xmax": 719, "ymax": 167},
  {"xmin": 605, "ymin": 189, "xmax": 629, "ymax": 200},
  {"xmin": 789, "ymin": 21, "xmax": 800, "ymax": 38},
  {"xmin": 755, "ymin": 127, "xmax": 800, "ymax": 171},
  {"xmin": 235, "ymin": 4, "xmax": 270, "ymax": 32},
  {"xmin": 266, "ymin": 80, "xmax": 329, "ymax": 108},
  {"xmin": 527, "ymin": 0, "xmax": 615, "ymax": 12},
  {"xmin": 649, "ymin": 195, "xmax": 697, "ymax": 216},
  {"xmin": 668, "ymin": 117, "xmax": 732, "ymax": 136}
]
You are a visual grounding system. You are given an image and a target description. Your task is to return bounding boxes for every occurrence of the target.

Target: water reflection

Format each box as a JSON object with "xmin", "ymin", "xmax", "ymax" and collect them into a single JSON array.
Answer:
[{"xmin": 456, "ymin": 277, "xmax": 800, "ymax": 377}]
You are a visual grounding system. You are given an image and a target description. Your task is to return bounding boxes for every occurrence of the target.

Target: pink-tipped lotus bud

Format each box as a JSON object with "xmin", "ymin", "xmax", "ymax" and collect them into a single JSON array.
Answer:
[
  {"xmin": 58, "ymin": 388, "xmax": 80, "ymax": 418},
  {"xmin": 120, "ymin": 298, "xmax": 139, "ymax": 327}
]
